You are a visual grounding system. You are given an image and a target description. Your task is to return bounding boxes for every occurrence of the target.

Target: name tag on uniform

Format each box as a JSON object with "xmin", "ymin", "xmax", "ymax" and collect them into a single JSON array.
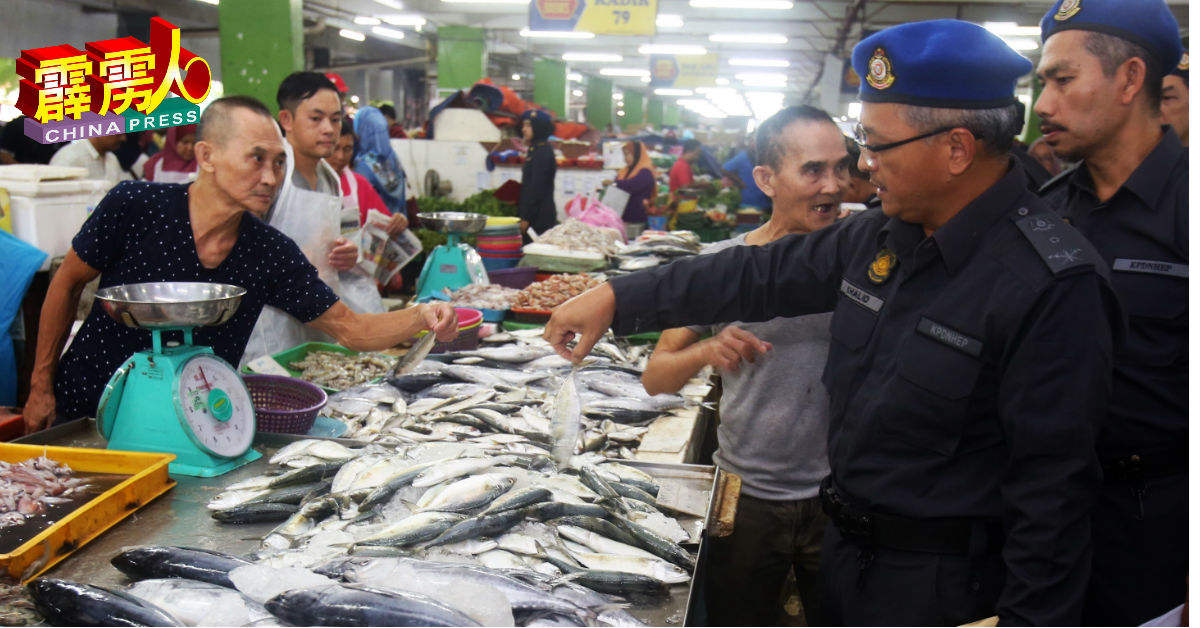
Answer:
[
  {"xmin": 916, "ymin": 317, "xmax": 983, "ymax": 358},
  {"xmin": 1112, "ymin": 258, "xmax": 1188, "ymax": 278},
  {"xmin": 840, "ymin": 279, "xmax": 884, "ymax": 313}
]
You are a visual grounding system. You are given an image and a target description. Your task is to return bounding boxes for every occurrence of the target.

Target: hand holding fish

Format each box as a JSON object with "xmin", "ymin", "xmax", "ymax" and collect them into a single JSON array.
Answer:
[
  {"xmin": 544, "ymin": 284, "xmax": 616, "ymax": 362},
  {"xmin": 421, "ymin": 303, "xmax": 459, "ymax": 342},
  {"xmin": 697, "ymin": 326, "xmax": 771, "ymax": 372}
]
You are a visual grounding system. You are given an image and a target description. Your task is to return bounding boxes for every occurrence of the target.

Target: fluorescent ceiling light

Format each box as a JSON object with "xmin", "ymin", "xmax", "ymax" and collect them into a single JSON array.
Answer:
[
  {"xmin": 729, "ymin": 57, "xmax": 789, "ymax": 68},
  {"xmin": 654, "ymin": 88, "xmax": 694, "ymax": 96},
  {"xmin": 194, "ymin": 0, "xmax": 219, "ymax": 5},
  {"xmin": 617, "ymin": 110, "xmax": 625, "ymax": 116},
  {"xmin": 613, "ymin": 93, "xmax": 624, "ymax": 100},
  {"xmin": 355, "ymin": 16, "xmax": 382, "ymax": 25},
  {"xmin": 381, "ymin": 14, "xmax": 427, "ymax": 26},
  {"xmin": 657, "ymin": 14, "xmax": 684, "ymax": 28},
  {"xmin": 1002, "ymin": 37, "xmax": 1039, "ymax": 51},
  {"xmin": 697, "ymin": 86, "xmax": 737, "ymax": 95},
  {"xmin": 445, "ymin": 0, "xmax": 529, "ymax": 3},
  {"xmin": 339, "ymin": 29, "xmax": 366, "ymax": 41},
  {"xmin": 690, "ymin": 0, "xmax": 793, "ymax": 9},
  {"xmin": 520, "ymin": 29, "xmax": 594, "ymax": 38},
  {"xmin": 572, "ymin": 89, "xmax": 584, "ymax": 96},
  {"xmin": 984, "ymin": 22, "xmax": 1041, "ymax": 37},
  {"xmin": 374, "ymin": 0, "xmax": 405, "ymax": 8},
  {"xmin": 562, "ymin": 52, "xmax": 623, "ymax": 62},
  {"xmin": 715, "ymin": 77, "xmax": 730, "ymax": 86},
  {"xmin": 372, "ymin": 26, "xmax": 407, "ymax": 40},
  {"xmin": 711, "ymin": 33, "xmax": 787, "ymax": 44},
  {"xmin": 736, "ymin": 72, "xmax": 787, "ymax": 82},
  {"xmin": 641, "ymin": 76, "xmax": 650, "ymax": 82},
  {"xmin": 568, "ymin": 73, "xmax": 583, "ymax": 81},
  {"xmin": 638, "ymin": 44, "xmax": 707, "ymax": 56},
  {"xmin": 600, "ymin": 68, "xmax": 650, "ymax": 77},
  {"xmin": 512, "ymin": 73, "xmax": 521, "ymax": 80}
]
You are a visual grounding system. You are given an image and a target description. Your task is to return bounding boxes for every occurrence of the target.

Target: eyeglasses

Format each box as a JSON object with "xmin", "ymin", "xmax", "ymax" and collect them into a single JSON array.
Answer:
[{"xmin": 853, "ymin": 123, "xmax": 956, "ymax": 167}]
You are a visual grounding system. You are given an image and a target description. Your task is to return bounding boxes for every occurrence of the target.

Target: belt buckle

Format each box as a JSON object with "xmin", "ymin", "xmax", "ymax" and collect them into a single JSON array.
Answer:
[{"xmin": 840, "ymin": 512, "xmax": 873, "ymax": 546}]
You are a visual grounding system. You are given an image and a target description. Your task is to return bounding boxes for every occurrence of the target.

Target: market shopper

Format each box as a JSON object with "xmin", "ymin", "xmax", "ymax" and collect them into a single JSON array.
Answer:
[
  {"xmin": 49, "ymin": 133, "xmax": 131, "ymax": 187},
  {"xmin": 328, "ymin": 119, "xmax": 406, "ymax": 234},
  {"xmin": 667, "ymin": 139, "xmax": 702, "ymax": 199},
  {"xmin": 641, "ymin": 105, "xmax": 848, "ymax": 626},
  {"xmin": 1035, "ymin": 1, "xmax": 1188, "ymax": 624},
  {"xmin": 518, "ymin": 109, "xmax": 558, "ymax": 241},
  {"xmin": 243, "ymin": 72, "xmax": 384, "ymax": 365},
  {"xmin": 603, "ymin": 141, "xmax": 658, "ymax": 239},
  {"xmin": 720, "ymin": 138, "xmax": 772, "ymax": 210},
  {"xmin": 23, "ymin": 95, "xmax": 457, "ymax": 434},
  {"xmin": 545, "ymin": 20, "xmax": 1120, "ymax": 626},
  {"xmin": 352, "ymin": 106, "xmax": 409, "ymax": 219},
  {"xmin": 142, "ymin": 124, "xmax": 198, "ymax": 184},
  {"xmin": 1161, "ymin": 50, "xmax": 1188, "ymax": 146}
]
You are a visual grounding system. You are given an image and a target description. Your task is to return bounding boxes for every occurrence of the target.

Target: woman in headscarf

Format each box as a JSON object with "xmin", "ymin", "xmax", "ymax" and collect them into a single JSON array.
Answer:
[
  {"xmin": 518, "ymin": 109, "xmax": 558, "ymax": 241},
  {"xmin": 142, "ymin": 125, "xmax": 197, "ymax": 183},
  {"xmin": 605, "ymin": 141, "xmax": 657, "ymax": 239},
  {"xmin": 352, "ymin": 106, "xmax": 407, "ymax": 217}
]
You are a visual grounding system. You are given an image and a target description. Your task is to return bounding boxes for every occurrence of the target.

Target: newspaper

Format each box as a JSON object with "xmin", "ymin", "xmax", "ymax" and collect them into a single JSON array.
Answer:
[{"xmin": 358, "ymin": 209, "xmax": 423, "ymax": 285}]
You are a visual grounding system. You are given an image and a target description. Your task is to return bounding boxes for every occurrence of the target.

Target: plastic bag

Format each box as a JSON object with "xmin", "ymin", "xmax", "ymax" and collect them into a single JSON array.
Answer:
[
  {"xmin": 564, "ymin": 195, "xmax": 627, "ymax": 243},
  {"xmin": 0, "ymin": 232, "xmax": 47, "ymax": 405}
]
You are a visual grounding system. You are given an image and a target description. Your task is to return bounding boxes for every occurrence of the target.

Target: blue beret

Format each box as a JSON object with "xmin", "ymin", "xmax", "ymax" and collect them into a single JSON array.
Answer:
[
  {"xmin": 521, "ymin": 109, "xmax": 552, "ymax": 124},
  {"xmin": 1170, "ymin": 50, "xmax": 1188, "ymax": 80},
  {"xmin": 852, "ymin": 20, "xmax": 1033, "ymax": 109},
  {"xmin": 1041, "ymin": 0, "xmax": 1183, "ymax": 74}
]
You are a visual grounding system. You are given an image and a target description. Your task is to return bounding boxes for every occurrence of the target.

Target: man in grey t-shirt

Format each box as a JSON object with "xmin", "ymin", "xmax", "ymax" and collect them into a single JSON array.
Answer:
[{"xmin": 642, "ymin": 106, "xmax": 850, "ymax": 626}]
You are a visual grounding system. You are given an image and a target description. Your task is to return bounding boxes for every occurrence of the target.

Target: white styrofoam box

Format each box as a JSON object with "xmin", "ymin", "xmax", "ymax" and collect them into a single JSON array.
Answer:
[
  {"xmin": 0, "ymin": 177, "xmax": 113, "ymax": 197},
  {"xmin": 390, "ymin": 139, "xmax": 492, "ymax": 203},
  {"xmin": 10, "ymin": 191, "xmax": 106, "ymax": 270},
  {"xmin": 430, "ymin": 109, "xmax": 503, "ymax": 143},
  {"xmin": 0, "ymin": 164, "xmax": 89, "ymax": 182}
]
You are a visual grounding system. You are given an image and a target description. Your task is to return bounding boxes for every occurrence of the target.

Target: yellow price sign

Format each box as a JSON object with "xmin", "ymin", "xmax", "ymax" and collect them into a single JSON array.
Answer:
[{"xmin": 530, "ymin": 0, "xmax": 657, "ymax": 36}]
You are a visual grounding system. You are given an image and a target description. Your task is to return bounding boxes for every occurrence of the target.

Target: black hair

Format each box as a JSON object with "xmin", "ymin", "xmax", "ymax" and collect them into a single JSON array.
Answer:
[
  {"xmin": 754, "ymin": 105, "xmax": 836, "ymax": 170},
  {"xmin": 1085, "ymin": 31, "xmax": 1165, "ymax": 111},
  {"xmin": 196, "ymin": 95, "xmax": 274, "ymax": 145},
  {"xmin": 339, "ymin": 118, "xmax": 355, "ymax": 137},
  {"xmin": 378, "ymin": 104, "xmax": 397, "ymax": 120},
  {"xmin": 681, "ymin": 139, "xmax": 701, "ymax": 154},
  {"xmin": 276, "ymin": 71, "xmax": 339, "ymax": 112}
]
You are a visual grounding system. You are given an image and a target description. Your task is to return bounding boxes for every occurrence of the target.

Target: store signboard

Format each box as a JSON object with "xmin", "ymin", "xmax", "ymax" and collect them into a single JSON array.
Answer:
[
  {"xmin": 17, "ymin": 17, "xmax": 212, "ymax": 144},
  {"xmin": 529, "ymin": 0, "xmax": 658, "ymax": 36},
  {"xmin": 649, "ymin": 54, "xmax": 719, "ymax": 88}
]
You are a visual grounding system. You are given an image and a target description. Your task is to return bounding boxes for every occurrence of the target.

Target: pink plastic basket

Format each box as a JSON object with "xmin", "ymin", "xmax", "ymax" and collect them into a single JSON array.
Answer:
[{"xmin": 243, "ymin": 374, "xmax": 328, "ymax": 434}]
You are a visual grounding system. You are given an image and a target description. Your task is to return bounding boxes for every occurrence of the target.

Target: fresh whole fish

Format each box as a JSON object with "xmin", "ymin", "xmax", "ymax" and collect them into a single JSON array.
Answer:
[
  {"xmin": 416, "ymin": 473, "xmax": 517, "ymax": 513},
  {"xmin": 27, "ymin": 578, "xmax": 183, "ymax": 627},
  {"xmin": 110, "ymin": 546, "xmax": 254, "ymax": 589},
  {"xmin": 424, "ymin": 508, "xmax": 529, "ymax": 547},
  {"xmin": 555, "ymin": 525, "xmax": 659, "ymax": 560},
  {"xmin": 390, "ymin": 331, "xmax": 438, "ymax": 378},
  {"xmin": 550, "ymin": 369, "xmax": 583, "ymax": 465},
  {"xmin": 211, "ymin": 502, "xmax": 299, "ymax": 524},
  {"xmin": 563, "ymin": 550, "xmax": 691, "ymax": 584},
  {"xmin": 265, "ymin": 584, "xmax": 482, "ymax": 627},
  {"xmin": 412, "ymin": 455, "xmax": 514, "ymax": 488},
  {"xmin": 482, "ymin": 487, "xmax": 553, "ymax": 515},
  {"xmin": 355, "ymin": 512, "xmax": 466, "ymax": 547},
  {"xmin": 269, "ymin": 440, "xmax": 358, "ymax": 467},
  {"xmin": 126, "ymin": 578, "xmax": 270, "ymax": 627}
]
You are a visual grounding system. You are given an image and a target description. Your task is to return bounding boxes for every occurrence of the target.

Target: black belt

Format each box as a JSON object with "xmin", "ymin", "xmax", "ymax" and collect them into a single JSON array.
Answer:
[
  {"xmin": 819, "ymin": 477, "xmax": 1002, "ymax": 556},
  {"xmin": 1101, "ymin": 445, "xmax": 1187, "ymax": 484}
]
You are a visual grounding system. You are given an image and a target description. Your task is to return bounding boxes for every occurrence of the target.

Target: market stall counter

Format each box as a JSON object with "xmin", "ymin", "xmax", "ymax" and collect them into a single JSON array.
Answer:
[{"xmin": 14, "ymin": 420, "xmax": 720, "ymax": 627}]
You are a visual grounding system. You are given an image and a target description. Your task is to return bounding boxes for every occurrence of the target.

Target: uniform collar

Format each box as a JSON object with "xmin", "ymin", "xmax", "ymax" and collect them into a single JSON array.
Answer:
[
  {"xmin": 1066, "ymin": 126, "xmax": 1185, "ymax": 211},
  {"xmin": 877, "ymin": 159, "xmax": 1027, "ymax": 274}
]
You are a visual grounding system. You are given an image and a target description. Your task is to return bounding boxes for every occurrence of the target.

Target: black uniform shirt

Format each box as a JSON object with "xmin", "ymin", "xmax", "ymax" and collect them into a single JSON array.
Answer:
[
  {"xmin": 1040, "ymin": 127, "xmax": 1187, "ymax": 454},
  {"xmin": 609, "ymin": 163, "xmax": 1119, "ymax": 625}
]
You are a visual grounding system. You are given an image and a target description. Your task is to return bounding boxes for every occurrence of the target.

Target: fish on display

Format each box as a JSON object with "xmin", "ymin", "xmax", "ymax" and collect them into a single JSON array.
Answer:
[
  {"xmin": 265, "ymin": 584, "xmax": 483, "ymax": 627},
  {"xmin": 27, "ymin": 578, "xmax": 183, "ymax": 627},
  {"xmin": 110, "ymin": 546, "xmax": 254, "ymax": 589}
]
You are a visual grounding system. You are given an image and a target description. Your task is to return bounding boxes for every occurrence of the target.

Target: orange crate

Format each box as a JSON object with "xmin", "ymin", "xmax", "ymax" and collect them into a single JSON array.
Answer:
[{"xmin": 0, "ymin": 443, "xmax": 175, "ymax": 583}]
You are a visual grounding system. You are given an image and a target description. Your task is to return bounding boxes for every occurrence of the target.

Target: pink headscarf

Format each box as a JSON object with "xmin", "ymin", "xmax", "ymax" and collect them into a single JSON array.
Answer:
[{"xmin": 143, "ymin": 125, "xmax": 197, "ymax": 181}]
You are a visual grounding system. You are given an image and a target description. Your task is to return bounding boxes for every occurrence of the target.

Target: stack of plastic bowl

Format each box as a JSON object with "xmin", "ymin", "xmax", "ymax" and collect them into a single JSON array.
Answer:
[{"xmin": 477, "ymin": 216, "xmax": 523, "ymax": 271}]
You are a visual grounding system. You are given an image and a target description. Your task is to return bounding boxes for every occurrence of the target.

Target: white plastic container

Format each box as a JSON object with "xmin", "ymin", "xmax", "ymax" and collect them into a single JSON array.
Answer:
[{"xmin": 0, "ymin": 165, "xmax": 111, "ymax": 270}]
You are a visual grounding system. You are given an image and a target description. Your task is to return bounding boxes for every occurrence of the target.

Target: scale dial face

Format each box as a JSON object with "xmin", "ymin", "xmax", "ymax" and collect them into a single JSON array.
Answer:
[{"xmin": 175, "ymin": 354, "xmax": 256, "ymax": 457}]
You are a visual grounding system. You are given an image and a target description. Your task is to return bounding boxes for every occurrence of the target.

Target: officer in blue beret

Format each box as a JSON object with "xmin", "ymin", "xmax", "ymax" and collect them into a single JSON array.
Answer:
[
  {"xmin": 1035, "ymin": 1, "xmax": 1188, "ymax": 625},
  {"xmin": 518, "ymin": 109, "xmax": 558, "ymax": 241},
  {"xmin": 1162, "ymin": 51, "xmax": 1188, "ymax": 145},
  {"xmin": 541, "ymin": 19, "xmax": 1121, "ymax": 625}
]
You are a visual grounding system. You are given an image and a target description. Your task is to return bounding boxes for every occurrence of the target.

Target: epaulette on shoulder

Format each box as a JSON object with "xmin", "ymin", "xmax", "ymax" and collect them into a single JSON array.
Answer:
[
  {"xmin": 1010, "ymin": 207, "xmax": 1097, "ymax": 274},
  {"xmin": 1036, "ymin": 163, "xmax": 1079, "ymax": 195}
]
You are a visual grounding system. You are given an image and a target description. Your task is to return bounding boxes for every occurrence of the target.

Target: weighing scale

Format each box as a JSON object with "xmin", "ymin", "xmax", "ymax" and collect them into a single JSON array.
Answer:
[
  {"xmin": 95, "ymin": 282, "xmax": 262, "ymax": 477},
  {"xmin": 413, "ymin": 211, "xmax": 490, "ymax": 301}
]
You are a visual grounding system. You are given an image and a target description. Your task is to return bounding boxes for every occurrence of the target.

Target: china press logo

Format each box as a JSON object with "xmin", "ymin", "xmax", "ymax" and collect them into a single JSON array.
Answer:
[{"xmin": 16, "ymin": 17, "xmax": 212, "ymax": 144}]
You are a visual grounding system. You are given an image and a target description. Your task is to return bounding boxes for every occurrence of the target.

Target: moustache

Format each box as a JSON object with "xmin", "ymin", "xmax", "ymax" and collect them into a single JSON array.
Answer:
[{"xmin": 1039, "ymin": 122, "xmax": 1068, "ymax": 135}]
